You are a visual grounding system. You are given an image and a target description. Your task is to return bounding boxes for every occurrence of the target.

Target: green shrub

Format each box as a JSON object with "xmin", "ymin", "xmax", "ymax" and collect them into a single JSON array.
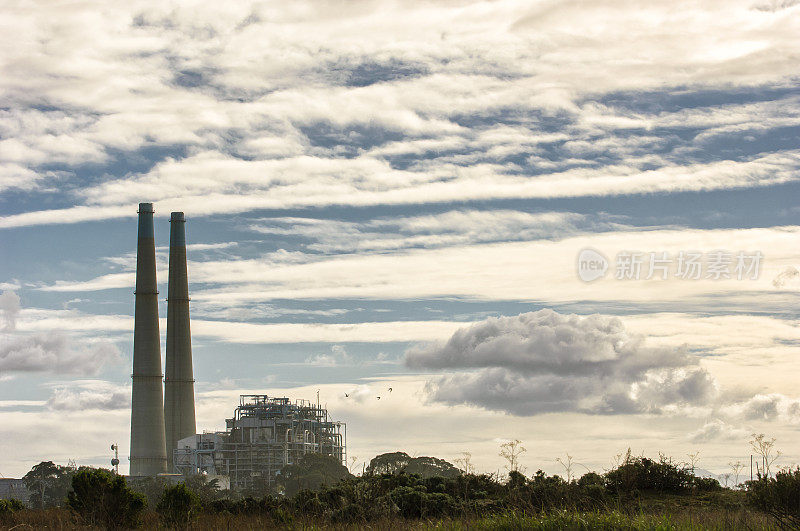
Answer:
[
  {"xmin": 692, "ymin": 476, "xmax": 722, "ymax": 492},
  {"xmin": 127, "ymin": 475, "xmax": 169, "ymax": 509},
  {"xmin": 0, "ymin": 498, "xmax": 25, "ymax": 513},
  {"xmin": 67, "ymin": 468, "xmax": 146, "ymax": 530},
  {"xmin": 747, "ymin": 467, "xmax": 800, "ymax": 529},
  {"xmin": 424, "ymin": 492, "xmax": 458, "ymax": 517},
  {"xmin": 156, "ymin": 483, "xmax": 197, "ymax": 529},
  {"xmin": 0, "ymin": 498, "xmax": 25, "ymax": 525},
  {"xmin": 605, "ymin": 454, "xmax": 691, "ymax": 495},
  {"xmin": 391, "ymin": 485, "xmax": 426, "ymax": 518}
]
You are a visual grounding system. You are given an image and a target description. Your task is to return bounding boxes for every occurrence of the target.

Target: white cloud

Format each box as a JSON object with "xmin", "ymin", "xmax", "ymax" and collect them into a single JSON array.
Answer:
[
  {"xmin": 688, "ymin": 419, "xmax": 750, "ymax": 443},
  {"xmin": 305, "ymin": 344, "xmax": 352, "ymax": 366},
  {"xmin": 248, "ymin": 210, "xmax": 593, "ymax": 253},
  {"xmin": 0, "ymin": 290, "xmax": 21, "ymax": 331},
  {"xmin": 183, "ymin": 225, "xmax": 800, "ymax": 304},
  {"xmin": 406, "ymin": 309, "xmax": 717, "ymax": 415},
  {"xmin": 0, "ymin": 0, "xmax": 798, "ymax": 227},
  {"xmin": 45, "ymin": 380, "xmax": 130, "ymax": 411},
  {"xmin": 4, "ymin": 150, "xmax": 800, "ymax": 229}
]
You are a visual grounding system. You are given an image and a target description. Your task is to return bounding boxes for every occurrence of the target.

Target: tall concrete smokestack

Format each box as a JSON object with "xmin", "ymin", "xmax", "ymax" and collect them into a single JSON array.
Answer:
[
  {"xmin": 130, "ymin": 203, "xmax": 167, "ymax": 476},
  {"xmin": 164, "ymin": 212, "xmax": 196, "ymax": 472}
]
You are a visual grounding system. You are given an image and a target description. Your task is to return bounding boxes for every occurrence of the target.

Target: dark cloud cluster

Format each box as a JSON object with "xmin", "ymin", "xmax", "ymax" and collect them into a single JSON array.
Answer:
[
  {"xmin": 0, "ymin": 291, "xmax": 121, "ymax": 375},
  {"xmin": 0, "ymin": 334, "xmax": 121, "ymax": 375},
  {"xmin": 406, "ymin": 310, "xmax": 717, "ymax": 415}
]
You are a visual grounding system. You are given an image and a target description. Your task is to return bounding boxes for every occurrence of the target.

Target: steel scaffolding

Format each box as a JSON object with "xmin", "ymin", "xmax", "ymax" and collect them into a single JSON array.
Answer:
[{"xmin": 174, "ymin": 394, "xmax": 345, "ymax": 490}]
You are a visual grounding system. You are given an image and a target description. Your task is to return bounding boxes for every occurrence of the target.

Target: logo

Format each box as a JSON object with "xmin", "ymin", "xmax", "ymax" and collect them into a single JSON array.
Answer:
[{"xmin": 577, "ymin": 248, "xmax": 608, "ymax": 282}]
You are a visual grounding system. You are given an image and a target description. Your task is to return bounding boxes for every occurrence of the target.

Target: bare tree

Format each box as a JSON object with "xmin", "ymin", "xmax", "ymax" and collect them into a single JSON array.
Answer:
[
  {"xmin": 348, "ymin": 455, "xmax": 358, "ymax": 474},
  {"xmin": 556, "ymin": 453, "xmax": 576, "ymax": 482},
  {"xmin": 729, "ymin": 460, "xmax": 745, "ymax": 488},
  {"xmin": 750, "ymin": 433, "xmax": 782, "ymax": 478},
  {"xmin": 610, "ymin": 448, "xmax": 631, "ymax": 470},
  {"xmin": 454, "ymin": 451, "xmax": 475, "ymax": 474},
  {"xmin": 499, "ymin": 439, "xmax": 526, "ymax": 473},
  {"xmin": 687, "ymin": 451, "xmax": 701, "ymax": 476}
]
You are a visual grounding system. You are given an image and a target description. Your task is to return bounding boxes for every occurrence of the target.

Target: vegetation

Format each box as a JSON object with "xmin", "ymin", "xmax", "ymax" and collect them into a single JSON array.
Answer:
[
  {"xmin": 21, "ymin": 460, "xmax": 81, "ymax": 509},
  {"xmin": 279, "ymin": 453, "xmax": 353, "ymax": 496},
  {"xmin": 746, "ymin": 466, "xmax": 800, "ymax": 530},
  {"xmin": 0, "ymin": 498, "xmax": 25, "ymax": 526},
  {"xmin": 156, "ymin": 483, "xmax": 198, "ymax": 529},
  {"xmin": 0, "ymin": 448, "xmax": 792, "ymax": 529},
  {"xmin": 67, "ymin": 468, "xmax": 146, "ymax": 529}
]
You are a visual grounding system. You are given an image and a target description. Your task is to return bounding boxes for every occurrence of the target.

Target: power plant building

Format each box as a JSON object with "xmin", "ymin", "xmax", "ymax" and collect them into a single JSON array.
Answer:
[
  {"xmin": 128, "ymin": 205, "xmax": 346, "ymax": 487},
  {"xmin": 174, "ymin": 395, "xmax": 347, "ymax": 490}
]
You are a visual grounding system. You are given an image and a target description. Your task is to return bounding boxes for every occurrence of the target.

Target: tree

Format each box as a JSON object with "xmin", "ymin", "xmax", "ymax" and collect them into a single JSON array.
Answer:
[
  {"xmin": 686, "ymin": 451, "xmax": 700, "ymax": 476},
  {"xmin": 22, "ymin": 461, "xmax": 73, "ymax": 508},
  {"xmin": 556, "ymin": 453, "xmax": 576, "ymax": 483},
  {"xmin": 750, "ymin": 433, "xmax": 781, "ymax": 478},
  {"xmin": 183, "ymin": 474, "xmax": 221, "ymax": 505},
  {"xmin": 67, "ymin": 468, "xmax": 146, "ymax": 530},
  {"xmin": 499, "ymin": 439, "xmax": 526, "ymax": 474},
  {"xmin": 127, "ymin": 475, "xmax": 170, "ymax": 508},
  {"xmin": 279, "ymin": 453, "xmax": 352, "ymax": 496},
  {"xmin": 730, "ymin": 461, "xmax": 745, "ymax": 488},
  {"xmin": 365, "ymin": 452, "xmax": 412, "ymax": 475},
  {"xmin": 405, "ymin": 456, "xmax": 461, "ymax": 478},
  {"xmin": 453, "ymin": 451, "xmax": 475, "ymax": 474},
  {"xmin": 348, "ymin": 455, "xmax": 359, "ymax": 474},
  {"xmin": 157, "ymin": 483, "xmax": 198, "ymax": 529}
]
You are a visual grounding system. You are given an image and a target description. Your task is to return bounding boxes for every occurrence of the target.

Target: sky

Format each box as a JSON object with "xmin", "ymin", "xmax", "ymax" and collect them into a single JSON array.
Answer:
[{"xmin": 1, "ymin": 0, "xmax": 799, "ymax": 479}]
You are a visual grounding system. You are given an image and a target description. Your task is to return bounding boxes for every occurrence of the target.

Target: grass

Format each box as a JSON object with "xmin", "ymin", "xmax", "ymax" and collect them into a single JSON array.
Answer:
[{"xmin": 0, "ymin": 506, "xmax": 780, "ymax": 530}]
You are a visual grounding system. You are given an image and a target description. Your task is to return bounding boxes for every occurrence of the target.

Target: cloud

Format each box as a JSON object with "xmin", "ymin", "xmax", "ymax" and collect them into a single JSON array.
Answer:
[
  {"xmin": 406, "ymin": 309, "xmax": 718, "ymax": 415},
  {"xmin": 688, "ymin": 419, "xmax": 750, "ymax": 443},
  {"xmin": 343, "ymin": 384, "xmax": 374, "ymax": 404},
  {"xmin": 0, "ymin": 293, "xmax": 122, "ymax": 375},
  {"xmin": 0, "ymin": 290, "xmax": 21, "ymax": 331},
  {"xmin": 0, "ymin": 0, "xmax": 798, "ymax": 231},
  {"xmin": 46, "ymin": 381, "xmax": 130, "ymax": 411},
  {"xmin": 40, "ymin": 224, "xmax": 800, "ymax": 308},
  {"xmin": 0, "ymin": 333, "xmax": 122, "ymax": 375},
  {"xmin": 305, "ymin": 344, "xmax": 353, "ymax": 366},
  {"xmin": 248, "ymin": 210, "xmax": 595, "ymax": 253},
  {"xmin": 4, "ymin": 149, "xmax": 800, "ymax": 229}
]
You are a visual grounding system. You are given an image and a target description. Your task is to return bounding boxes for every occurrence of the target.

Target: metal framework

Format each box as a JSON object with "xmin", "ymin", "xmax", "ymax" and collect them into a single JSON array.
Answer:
[{"xmin": 174, "ymin": 394, "xmax": 346, "ymax": 490}]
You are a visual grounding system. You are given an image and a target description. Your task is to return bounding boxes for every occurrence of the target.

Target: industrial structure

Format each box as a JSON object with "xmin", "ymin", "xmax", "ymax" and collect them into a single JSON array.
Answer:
[
  {"xmin": 130, "ymin": 203, "xmax": 168, "ymax": 476},
  {"xmin": 174, "ymin": 395, "xmax": 346, "ymax": 490},
  {"xmin": 164, "ymin": 211, "xmax": 197, "ymax": 471},
  {"xmin": 129, "ymin": 205, "xmax": 344, "ymax": 486}
]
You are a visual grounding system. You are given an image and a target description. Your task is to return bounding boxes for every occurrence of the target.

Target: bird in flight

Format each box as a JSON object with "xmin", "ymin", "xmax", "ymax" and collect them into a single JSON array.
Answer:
[
  {"xmin": 388, "ymin": 387, "xmax": 393, "ymax": 393},
  {"xmin": 377, "ymin": 396, "xmax": 381, "ymax": 400},
  {"xmin": 344, "ymin": 393, "xmax": 349, "ymax": 398}
]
